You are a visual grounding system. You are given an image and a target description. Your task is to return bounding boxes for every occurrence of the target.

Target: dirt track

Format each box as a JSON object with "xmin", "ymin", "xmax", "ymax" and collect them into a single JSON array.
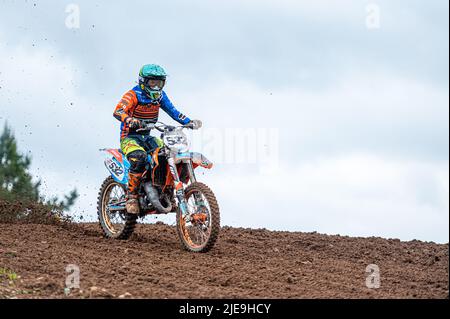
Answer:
[{"xmin": 0, "ymin": 221, "xmax": 448, "ymax": 299}]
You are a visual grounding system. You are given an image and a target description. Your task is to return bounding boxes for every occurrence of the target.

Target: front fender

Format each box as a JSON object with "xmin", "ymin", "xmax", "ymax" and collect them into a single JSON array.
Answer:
[{"xmin": 174, "ymin": 152, "xmax": 213, "ymax": 169}]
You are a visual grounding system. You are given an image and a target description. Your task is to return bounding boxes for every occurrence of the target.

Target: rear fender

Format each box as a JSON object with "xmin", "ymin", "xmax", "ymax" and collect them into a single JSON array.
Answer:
[{"xmin": 100, "ymin": 148, "xmax": 130, "ymax": 184}]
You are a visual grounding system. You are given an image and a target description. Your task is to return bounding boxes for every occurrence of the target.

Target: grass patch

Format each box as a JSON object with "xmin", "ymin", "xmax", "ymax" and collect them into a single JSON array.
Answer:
[{"xmin": 0, "ymin": 267, "xmax": 18, "ymax": 281}]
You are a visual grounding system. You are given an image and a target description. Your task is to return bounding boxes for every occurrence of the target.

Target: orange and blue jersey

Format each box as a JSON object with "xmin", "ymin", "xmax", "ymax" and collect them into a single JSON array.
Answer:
[{"xmin": 113, "ymin": 85, "xmax": 191, "ymax": 139}]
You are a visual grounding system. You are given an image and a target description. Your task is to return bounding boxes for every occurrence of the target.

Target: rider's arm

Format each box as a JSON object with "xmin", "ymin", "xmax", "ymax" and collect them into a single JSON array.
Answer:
[
  {"xmin": 159, "ymin": 91, "xmax": 191, "ymax": 125},
  {"xmin": 113, "ymin": 90, "xmax": 138, "ymax": 123}
]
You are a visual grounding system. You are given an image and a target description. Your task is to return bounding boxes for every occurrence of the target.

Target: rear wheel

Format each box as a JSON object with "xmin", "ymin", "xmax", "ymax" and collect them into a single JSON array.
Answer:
[
  {"xmin": 176, "ymin": 182, "xmax": 220, "ymax": 253},
  {"xmin": 97, "ymin": 177, "xmax": 137, "ymax": 239}
]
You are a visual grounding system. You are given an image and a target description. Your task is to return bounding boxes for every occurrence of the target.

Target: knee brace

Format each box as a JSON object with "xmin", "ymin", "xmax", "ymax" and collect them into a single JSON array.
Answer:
[{"xmin": 127, "ymin": 150, "xmax": 147, "ymax": 174}]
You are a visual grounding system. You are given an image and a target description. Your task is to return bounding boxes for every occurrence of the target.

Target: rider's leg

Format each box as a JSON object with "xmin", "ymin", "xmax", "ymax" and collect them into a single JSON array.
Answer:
[
  {"xmin": 120, "ymin": 138, "xmax": 147, "ymax": 214},
  {"xmin": 126, "ymin": 151, "xmax": 146, "ymax": 212}
]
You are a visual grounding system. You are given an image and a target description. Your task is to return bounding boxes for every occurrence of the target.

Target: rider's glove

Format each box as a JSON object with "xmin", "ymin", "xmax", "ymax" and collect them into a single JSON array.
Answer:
[
  {"xmin": 187, "ymin": 119, "xmax": 202, "ymax": 130},
  {"xmin": 126, "ymin": 117, "xmax": 142, "ymax": 129}
]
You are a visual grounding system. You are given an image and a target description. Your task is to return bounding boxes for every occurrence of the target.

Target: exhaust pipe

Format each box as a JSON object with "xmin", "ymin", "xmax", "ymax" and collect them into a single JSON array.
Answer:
[{"xmin": 143, "ymin": 182, "xmax": 172, "ymax": 214}]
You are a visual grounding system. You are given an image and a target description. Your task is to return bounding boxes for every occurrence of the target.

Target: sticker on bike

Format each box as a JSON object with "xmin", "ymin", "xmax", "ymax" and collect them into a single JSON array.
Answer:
[{"xmin": 105, "ymin": 158, "xmax": 125, "ymax": 181}]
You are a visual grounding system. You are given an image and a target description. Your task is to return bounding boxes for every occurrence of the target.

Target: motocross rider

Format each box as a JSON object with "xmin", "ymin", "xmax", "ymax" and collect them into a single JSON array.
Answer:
[{"xmin": 113, "ymin": 64, "xmax": 202, "ymax": 215}]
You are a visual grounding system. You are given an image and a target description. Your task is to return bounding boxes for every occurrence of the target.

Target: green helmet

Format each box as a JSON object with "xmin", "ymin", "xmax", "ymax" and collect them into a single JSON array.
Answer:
[{"xmin": 138, "ymin": 64, "xmax": 167, "ymax": 102}]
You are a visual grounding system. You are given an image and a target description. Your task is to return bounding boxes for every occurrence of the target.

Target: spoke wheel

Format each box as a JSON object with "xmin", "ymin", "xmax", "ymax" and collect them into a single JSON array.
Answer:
[
  {"xmin": 176, "ymin": 182, "xmax": 220, "ymax": 252},
  {"xmin": 97, "ymin": 177, "xmax": 137, "ymax": 239}
]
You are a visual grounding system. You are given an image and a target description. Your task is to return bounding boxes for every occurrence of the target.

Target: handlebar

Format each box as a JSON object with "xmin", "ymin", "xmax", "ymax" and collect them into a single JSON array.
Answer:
[{"xmin": 136, "ymin": 121, "xmax": 194, "ymax": 133}]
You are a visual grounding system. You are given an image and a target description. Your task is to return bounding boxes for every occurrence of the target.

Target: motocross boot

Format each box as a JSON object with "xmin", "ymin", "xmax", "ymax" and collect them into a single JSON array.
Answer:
[{"xmin": 126, "ymin": 172, "xmax": 143, "ymax": 215}]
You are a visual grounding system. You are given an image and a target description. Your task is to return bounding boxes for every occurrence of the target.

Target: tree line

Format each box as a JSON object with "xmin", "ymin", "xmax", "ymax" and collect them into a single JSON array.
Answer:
[{"xmin": 0, "ymin": 122, "xmax": 78, "ymax": 211}]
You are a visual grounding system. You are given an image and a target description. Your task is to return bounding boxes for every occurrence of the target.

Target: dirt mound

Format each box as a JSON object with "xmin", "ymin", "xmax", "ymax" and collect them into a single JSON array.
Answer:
[
  {"xmin": 0, "ymin": 199, "xmax": 71, "ymax": 225},
  {"xmin": 0, "ymin": 220, "xmax": 448, "ymax": 299}
]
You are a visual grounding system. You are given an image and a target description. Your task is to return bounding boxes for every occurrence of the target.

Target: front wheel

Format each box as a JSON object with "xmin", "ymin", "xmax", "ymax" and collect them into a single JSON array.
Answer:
[{"xmin": 176, "ymin": 182, "xmax": 220, "ymax": 253}]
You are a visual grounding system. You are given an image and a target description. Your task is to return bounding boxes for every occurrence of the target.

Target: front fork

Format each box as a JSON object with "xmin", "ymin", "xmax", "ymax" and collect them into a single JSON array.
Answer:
[
  {"xmin": 167, "ymin": 156, "xmax": 204, "ymax": 217},
  {"xmin": 167, "ymin": 156, "xmax": 190, "ymax": 217}
]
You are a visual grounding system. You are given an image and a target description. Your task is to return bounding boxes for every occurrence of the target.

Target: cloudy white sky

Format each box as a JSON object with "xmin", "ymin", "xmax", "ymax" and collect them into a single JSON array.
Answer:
[{"xmin": 0, "ymin": 0, "xmax": 448, "ymax": 242}]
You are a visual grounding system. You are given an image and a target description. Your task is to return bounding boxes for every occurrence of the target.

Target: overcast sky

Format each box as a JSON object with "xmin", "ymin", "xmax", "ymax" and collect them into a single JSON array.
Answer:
[{"xmin": 0, "ymin": 0, "xmax": 448, "ymax": 242}]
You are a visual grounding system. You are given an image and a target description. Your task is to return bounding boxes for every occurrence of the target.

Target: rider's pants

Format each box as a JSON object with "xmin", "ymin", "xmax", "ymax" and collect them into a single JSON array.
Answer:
[{"xmin": 120, "ymin": 135, "xmax": 164, "ymax": 195}]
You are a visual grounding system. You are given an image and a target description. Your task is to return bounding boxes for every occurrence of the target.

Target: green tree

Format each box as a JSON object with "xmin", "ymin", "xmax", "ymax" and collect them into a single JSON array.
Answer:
[
  {"xmin": 0, "ymin": 123, "xmax": 78, "ymax": 211},
  {"xmin": 45, "ymin": 189, "xmax": 79, "ymax": 212}
]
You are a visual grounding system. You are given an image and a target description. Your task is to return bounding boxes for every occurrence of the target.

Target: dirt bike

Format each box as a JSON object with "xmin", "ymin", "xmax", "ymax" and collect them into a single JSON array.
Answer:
[{"xmin": 97, "ymin": 121, "xmax": 220, "ymax": 252}]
